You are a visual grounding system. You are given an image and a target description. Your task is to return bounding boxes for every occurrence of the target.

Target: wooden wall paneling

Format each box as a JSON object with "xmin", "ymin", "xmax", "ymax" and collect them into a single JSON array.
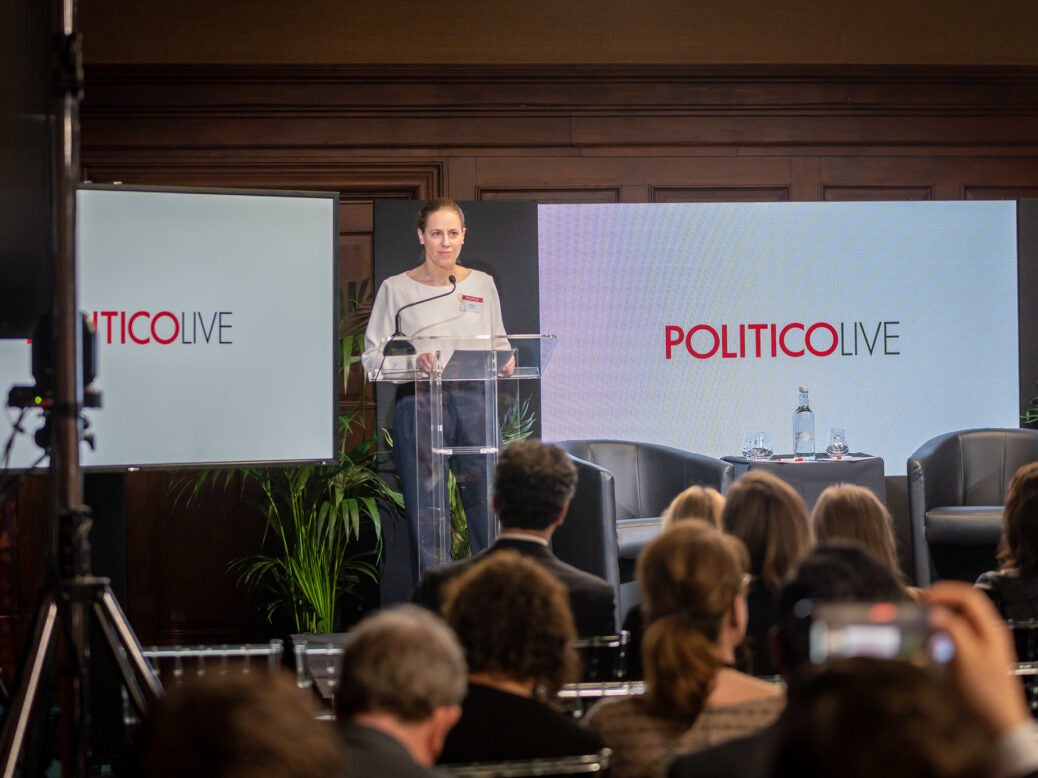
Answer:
[
  {"xmin": 651, "ymin": 186, "xmax": 789, "ymax": 202},
  {"xmin": 823, "ymin": 185, "xmax": 933, "ymax": 201},
  {"xmin": 124, "ymin": 470, "xmax": 271, "ymax": 645},
  {"xmin": 0, "ymin": 475, "xmax": 47, "ymax": 688},
  {"xmin": 966, "ymin": 186, "xmax": 1038, "ymax": 200},
  {"xmin": 478, "ymin": 188, "xmax": 620, "ymax": 203},
  {"xmin": 474, "ymin": 156, "xmax": 796, "ymax": 195}
]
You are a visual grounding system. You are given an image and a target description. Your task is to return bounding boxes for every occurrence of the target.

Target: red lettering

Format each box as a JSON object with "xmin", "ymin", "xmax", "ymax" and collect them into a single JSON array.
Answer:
[
  {"xmin": 151, "ymin": 310, "xmax": 179, "ymax": 345},
  {"xmin": 779, "ymin": 322, "xmax": 804, "ymax": 357},
  {"xmin": 128, "ymin": 311, "xmax": 150, "ymax": 344},
  {"xmin": 806, "ymin": 322, "xmax": 838, "ymax": 357},
  {"xmin": 665, "ymin": 326, "xmax": 684, "ymax": 359},
  {"xmin": 687, "ymin": 325, "xmax": 719, "ymax": 359}
]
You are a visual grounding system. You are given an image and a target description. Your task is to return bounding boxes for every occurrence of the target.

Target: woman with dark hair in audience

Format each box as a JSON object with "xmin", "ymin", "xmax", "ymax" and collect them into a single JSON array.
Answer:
[
  {"xmin": 585, "ymin": 522, "xmax": 784, "ymax": 778},
  {"xmin": 811, "ymin": 483, "xmax": 917, "ymax": 598},
  {"xmin": 976, "ymin": 461, "xmax": 1038, "ymax": 620},
  {"xmin": 722, "ymin": 471, "xmax": 812, "ymax": 677},
  {"xmin": 438, "ymin": 550, "xmax": 604, "ymax": 764}
]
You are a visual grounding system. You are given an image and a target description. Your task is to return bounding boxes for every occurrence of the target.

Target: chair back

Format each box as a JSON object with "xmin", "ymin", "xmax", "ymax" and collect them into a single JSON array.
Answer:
[
  {"xmin": 290, "ymin": 633, "xmax": 348, "ymax": 701},
  {"xmin": 141, "ymin": 640, "xmax": 285, "ymax": 682},
  {"xmin": 557, "ymin": 440, "xmax": 732, "ymax": 520},
  {"xmin": 441, "ymin": 748, "xmax": 612, "ymax": 777},
  {"xmin": 574, "ymin": 632, "xmax": 630, "ymax": 683}
]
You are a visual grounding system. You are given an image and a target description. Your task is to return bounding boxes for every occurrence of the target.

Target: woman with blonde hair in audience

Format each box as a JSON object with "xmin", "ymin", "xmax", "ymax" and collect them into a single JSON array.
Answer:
[
  {"xmin": 722, "ymin": 471, "xmax": 812, "ymax": 676},
  {"xmin": 811, "ymin": 483, "xmax": 915, "ymax": 597},
  {"xmin": 585, "ymin": 522, "xmax": 784, "ymax": 778},
  {"xmin": 661, "ymin": 485, "xmax": 726, "ymax": 530}
]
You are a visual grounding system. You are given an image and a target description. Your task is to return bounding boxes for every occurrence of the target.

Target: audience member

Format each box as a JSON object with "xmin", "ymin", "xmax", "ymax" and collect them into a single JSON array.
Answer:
[
  {"xmin": 585, "ymin": 522, "xmax": 783, "ymax": 778},
  {"xmin": 662, "ymin": 485, "xmax": 726, "ymax": 530},
  {"xmin": 811, "ymin": 483, "xmax": 914, "ymax": 596},
  {"xmin": 669, "ymin": 540, "xmax": 910, "ymax": 778},
  {"xmin": 137, "ymin": 671, "xmax": 345, "ymax": 778},
  {"xmin": 625, "ymin": 481, "xmax": 725, "ymax": 679},
  {"xmin": 976, "ymin": 461, "xmax": 1038, "ymax": 620},
  {"xmin": 770, "ymin": 657, "xmax": 998, "ymax": 778},
  {"xmin": 722, "ymin": 471, "xmax": 812, "ymax": 675},
  {"xmin": 771, "ymin": 582, "xmax": 1038, "ymax": 778},
  {"xmin": 334, "ymin": 605, "xmax": 467, "ymax": 778},
  {"xmin": 414, "ymin": 438, "xmax": 615, "ymax": 636},
  {"xmin": 438, "ymin": 550, "xmax": 604, "ymax": 764}
]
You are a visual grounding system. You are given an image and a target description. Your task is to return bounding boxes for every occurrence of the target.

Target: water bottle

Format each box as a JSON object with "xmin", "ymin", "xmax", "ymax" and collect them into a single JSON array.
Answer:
[{"xmin": 793, "ymin": 385, "xmax": 815, "ymax": 460}]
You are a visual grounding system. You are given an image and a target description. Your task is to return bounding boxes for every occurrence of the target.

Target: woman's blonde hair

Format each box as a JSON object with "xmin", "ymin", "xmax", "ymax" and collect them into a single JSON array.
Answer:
[
  {"xmin": 722, "ymin": 471, "xmax": 812, "ymax": 592},
  {"xmin": 811, "ymin": 483, "xmax": 902, "ymax": 580},
  {"xmin": 637, "ymin": 522, "xmax": 749, "ymax": 723},
  {"xmin": 661, "ymin": 485, "xmax": 726, "ymax": 530}
]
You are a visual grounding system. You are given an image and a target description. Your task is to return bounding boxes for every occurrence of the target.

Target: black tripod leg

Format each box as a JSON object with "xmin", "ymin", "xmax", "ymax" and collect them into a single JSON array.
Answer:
[
  {"xmin": 0, "ymin": 592, "xmax": 59, "ymax": 778},
  {"xmin": 92, "ymin": 586, "xmax": 162, "ymax": 717}
]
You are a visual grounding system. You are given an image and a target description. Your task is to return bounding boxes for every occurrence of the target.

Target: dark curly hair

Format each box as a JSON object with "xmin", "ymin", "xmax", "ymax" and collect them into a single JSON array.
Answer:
[
  {"xmin": 442, "ymin": 550, "xmax": 580, "ymax": 700},
  {"xmin": 493, "ymin": 439, "xmax": 577, "ymax": 530}
]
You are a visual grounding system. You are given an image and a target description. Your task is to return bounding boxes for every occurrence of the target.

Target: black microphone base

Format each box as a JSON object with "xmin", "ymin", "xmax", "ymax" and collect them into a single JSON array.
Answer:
[{"xmin": 383, "ymin": 339, "xmax": 417, "ymax": 356}]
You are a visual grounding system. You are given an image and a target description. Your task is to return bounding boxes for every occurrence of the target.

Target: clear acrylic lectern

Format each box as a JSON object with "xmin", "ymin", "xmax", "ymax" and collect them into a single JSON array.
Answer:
[{"xmin": 368, "ymin": 333, "xmax": 556, "ymax": 577}]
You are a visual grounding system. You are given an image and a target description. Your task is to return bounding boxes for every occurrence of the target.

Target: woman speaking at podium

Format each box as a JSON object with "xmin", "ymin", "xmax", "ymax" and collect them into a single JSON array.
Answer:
[{"xmin": 363, "ymin": 198, "xmax": 513, "ymax": 584}]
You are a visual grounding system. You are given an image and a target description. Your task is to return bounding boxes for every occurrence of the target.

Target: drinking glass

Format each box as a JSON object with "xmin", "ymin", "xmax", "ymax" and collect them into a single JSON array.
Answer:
[
  {"xmin": 742, "ymin": 432, "xmax": 773, "ymax": 460},
  {"xmin": 826, "ymin": 428, "xmax": 850, "ymax": 457}
]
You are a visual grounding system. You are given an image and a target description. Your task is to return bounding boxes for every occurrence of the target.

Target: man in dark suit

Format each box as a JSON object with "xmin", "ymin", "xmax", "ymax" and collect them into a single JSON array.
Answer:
[
  {"xmin": 414, "ymin": 438, "xmax": 616, "ymax": 637},
  {"xmin": 335, "ymin": 605, "xmax": 467, "ymax": 778}
]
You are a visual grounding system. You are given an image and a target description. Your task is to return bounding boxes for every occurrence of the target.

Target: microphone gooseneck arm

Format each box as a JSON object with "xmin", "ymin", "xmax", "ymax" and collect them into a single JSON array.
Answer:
[{"xmin": 383, "ymin": 275, "xmax": 457, "ymax": 356}]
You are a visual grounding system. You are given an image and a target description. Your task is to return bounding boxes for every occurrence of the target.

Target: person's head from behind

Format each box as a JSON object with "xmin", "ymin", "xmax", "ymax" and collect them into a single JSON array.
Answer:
[
  {"xmin": 773, "ymin": 540, "xmax": 911, "ymax": 686},
  {"xmin": 771, "ymin": 657, "xmax": 998, "ymax": 778},
  {"xmin": 661, "ymin": 485, "xmax": 726, "ymax": 530},
  {"xmin": 443, "ymin": 550, "xmax": 580, "ymax": 700},
  {"xmin": 998, "ymin": 461, "xmax": 1038, "ymax": 576},
  {"xmin": 139, "ymin": 671, "xmax": 344, "ymax": 778},
  {"xmin": 637, "ymin": 522, "xmax": 750, "ymax": 723},
  {"xmin": 722, "ymin": 471, "xmax": 811, "ymax": 591},
  {"xmin": 811, "ymin": 483, "xmax": 901, "ymax": 579},
  {"xmin": 334, "ymin": 605, "xmax": 467, "ymax": 764},
  {"xmin": 493, "ymin": 439, "xmax": 577, "ymax": 531}
]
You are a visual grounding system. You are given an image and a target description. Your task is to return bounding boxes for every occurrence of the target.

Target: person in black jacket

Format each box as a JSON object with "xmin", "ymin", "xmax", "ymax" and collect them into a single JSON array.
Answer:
[
  {"xmin": 438, "ymin": 551, "xmax": 604, "ymax": 764},
  {"xmin": 413, "ymin": 438, "xmax": 616, "ymax": 637},
  {"xmin": 976, "ymin": 461, "xmax": 1038, "ymax": 622}
]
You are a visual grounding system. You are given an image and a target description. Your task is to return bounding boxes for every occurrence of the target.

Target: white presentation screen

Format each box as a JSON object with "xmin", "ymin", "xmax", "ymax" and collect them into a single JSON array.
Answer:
[
  {"xmin": 539, "ymin": 201, "xmax": 1020, "ymax": 474},
  {"xmin": 1, "ymin": 186, "xmax": 337, "ymax": 470}
]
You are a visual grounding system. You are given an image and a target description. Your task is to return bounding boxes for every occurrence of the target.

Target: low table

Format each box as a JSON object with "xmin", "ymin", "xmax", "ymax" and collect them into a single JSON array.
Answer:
[{"xmin": 721, "ymin": 453, "xmax": 886, "ymax": 511}]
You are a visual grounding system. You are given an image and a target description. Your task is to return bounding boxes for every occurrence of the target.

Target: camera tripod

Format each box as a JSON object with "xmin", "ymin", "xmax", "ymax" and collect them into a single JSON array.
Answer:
[{"xmin": 0, "ymin": 1, "xmax": 163, "ymax": 772}]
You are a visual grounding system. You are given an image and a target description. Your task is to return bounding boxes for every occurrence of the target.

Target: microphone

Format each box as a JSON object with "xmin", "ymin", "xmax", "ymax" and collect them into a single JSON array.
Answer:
[{"xmin": 383, "ymin": 275, "xmax": 457, "ymax": 356}]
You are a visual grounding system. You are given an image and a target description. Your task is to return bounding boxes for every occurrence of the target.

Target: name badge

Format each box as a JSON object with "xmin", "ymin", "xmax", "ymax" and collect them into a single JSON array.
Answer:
[{"xmin": 460, "ymin": 294, "xmax": 484, "ymax": 314}]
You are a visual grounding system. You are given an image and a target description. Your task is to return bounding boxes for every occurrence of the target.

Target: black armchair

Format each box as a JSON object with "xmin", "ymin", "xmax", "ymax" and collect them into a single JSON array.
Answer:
[
  {"xmin": 552, "ymin": 440, "xmax": 734, "ymax": 592},
  {"xmin": 907, "ymin": 427, "xmax": 1038, "ymax": 586}
]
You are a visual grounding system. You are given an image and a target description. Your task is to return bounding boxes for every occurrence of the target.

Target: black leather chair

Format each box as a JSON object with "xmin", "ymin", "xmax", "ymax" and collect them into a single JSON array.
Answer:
[
  {"xmin": 552, "ymin": 440, "xmax": 734, "ymax": 588},
  {"xmin": 551, "ymin": 457, "xmax": 621, "ymax": 608},
  {"xmin": 907, "ymin": 428, "xmax": 1038, "ymax": 586}
]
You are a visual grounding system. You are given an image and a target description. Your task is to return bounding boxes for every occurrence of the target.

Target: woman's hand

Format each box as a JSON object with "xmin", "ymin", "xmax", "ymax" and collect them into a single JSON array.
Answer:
[
  {"xmin": 924, "ymin": 580, "xmax": 1028, "ymax": 734},
  {"xmin": 499, "ymin": 354, "xmax": 516, "ymax": 376},
  {"xmin": 416, "ymin": 352, "xmax": 438, "ymax": 374}
]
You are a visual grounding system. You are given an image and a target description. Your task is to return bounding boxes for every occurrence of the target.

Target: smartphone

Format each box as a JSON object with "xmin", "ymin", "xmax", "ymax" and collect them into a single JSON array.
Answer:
[{"xmin": 805, "ymin": 600, "xmax": 955, "ymax": 666}]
